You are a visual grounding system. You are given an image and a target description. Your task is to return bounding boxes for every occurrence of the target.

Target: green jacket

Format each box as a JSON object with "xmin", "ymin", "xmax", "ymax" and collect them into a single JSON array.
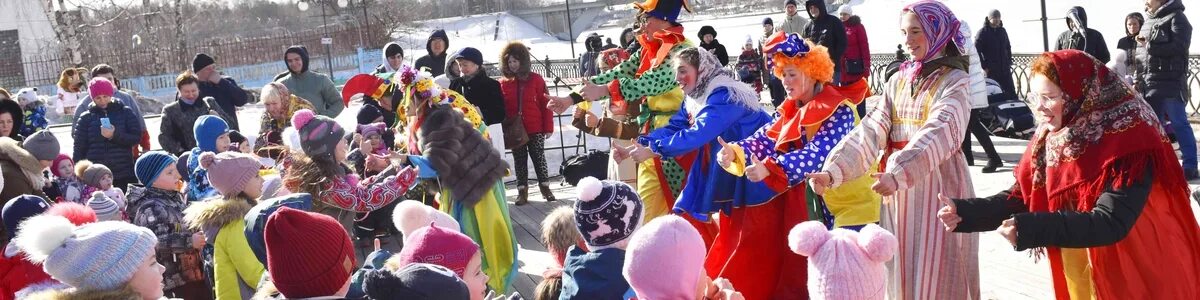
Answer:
[{"xmin": 279, "ymin": 72, "xmax": 344, "ymax": 117}]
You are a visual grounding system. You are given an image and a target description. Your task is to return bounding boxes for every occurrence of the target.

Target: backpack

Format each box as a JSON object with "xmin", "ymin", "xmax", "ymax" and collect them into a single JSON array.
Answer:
[{"xmin": 560, "ymin": 150, "xmax": 609, "ymax": 186}]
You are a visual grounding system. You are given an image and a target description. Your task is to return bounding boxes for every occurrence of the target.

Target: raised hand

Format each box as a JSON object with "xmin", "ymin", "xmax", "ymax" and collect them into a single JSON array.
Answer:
[
  {"xmin": 870, "ymin": 173, "xmax": 898, "ymax": 196},
  {"xmin": 611, "ymin": 141, "xmax": 631, "ymax": 162},
  {"xmin": 936, "ymin": 193, "xmax": 961, "ymax": 232},
  {"xmin": 629, "ymin": 143, "xmax": 657, "ymax": 163},
  {"xmin": 715, "ymin": 137, "xmax": 738, "ymax": 169},
  {"xmin": 579, "ymin": 82, "xmax": 609, "ymax": 102},
  {"xmin": 745, "ymin": 154, "xmax": 768, "ymax": 182},
  {"xmin": 806, "ymin": 172, "xmax": 833, "ymax": 195},
  {"xmin": 547, "ymin": 94, "xmax": 573, "ymax": 114}
]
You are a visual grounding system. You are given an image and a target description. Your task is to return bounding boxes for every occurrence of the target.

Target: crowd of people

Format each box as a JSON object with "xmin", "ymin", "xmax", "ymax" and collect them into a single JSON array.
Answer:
[{"xmin": 0, "ymin": 0, "xmax": 1196, "ymax": 299}]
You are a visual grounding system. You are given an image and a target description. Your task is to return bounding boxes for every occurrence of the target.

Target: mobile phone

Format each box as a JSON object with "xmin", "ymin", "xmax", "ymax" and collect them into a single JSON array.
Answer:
[{"xmin": 100, "ymin": 117, "xmax": 112, "ymax": 128}]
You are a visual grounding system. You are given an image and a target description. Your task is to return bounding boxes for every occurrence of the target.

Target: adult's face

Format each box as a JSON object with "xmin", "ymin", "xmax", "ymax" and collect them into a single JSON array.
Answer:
[
  {"xmin": 286, "ymin": 53, "xmax": 305, "ymax": 73},
  {"xmin": 702, "ymin": 34, "xmax": 714, "ymax": 44},
  {"xmin": 388, "ymin": 54, "xmax": 404, "ymax": 70},
  {"xmin": 457, "ymin": 59, "xmax": 480, "ymax": 76},
  {"xmin": 900, "ymin": 12, "xmax": 932, "ymax": 61},
  {"xmin": 1030, "ymin": 74, "xmax": 1067, "ymax": 131},
  {"xmin": 807, "ymin": 5, "xmax": 820, "ymax": 18},
  {"xmin": 196, "ymin": 65, "xmax": 216, "ymax": 81},
  {"xmin": 507, "ymin": 56, "xmax": 521, "ymax": 73},
  {"xmin": 643, "ymin": 17, "xmax": 670, "ymax": 35},
  {"xmin": 988, "ymin": 15, "xmax": 1003, "ymax": 28},
  {"xmin": 94, "ymin": 94, "xmax": 113, "ymax": 109},
  {"xmin": 781, "ymin": 66, "xmax": 816, "ymax": 102},
  {"xmin": 764, "ymin": 24, "xmax": 774, "ymax": 35},
  {"xmin": 674, "ymin": 59, "xmax": 699, "ymax": 94},
  {"xmin": 178, "ymin": 83, "xmax": 200, "ymax": 102},
  {"xmin": 96, "ymin": 73, "xmax": 118, "ymax": 89},
  {"xmin": 431, "ymin": 39, "xmax": 447, "ymax": 56},
  {"xmin": 840, "ymin": 13, "xmax": 850, "ymax": 22},
  {"xmin": 1126, "ymin": 17, "xmax": 1142, "ymax": 36},
  {"xmin": 264, "ymin": 97, "xmax": 286, "ymax": 120},
  {"xmin": 1145, "ymin": 0, "xmax": 1165, "ymax": 13},
  {"xmin": 0, "ymin": 112, "xmax": 12, "ymax": 137},
  {"xmin": 786, "ymin": 4, "xmax": 796, "ymax": 16}
]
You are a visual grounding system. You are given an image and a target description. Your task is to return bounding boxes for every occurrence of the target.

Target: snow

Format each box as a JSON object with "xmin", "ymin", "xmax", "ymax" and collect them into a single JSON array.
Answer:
[{"xmin": 395, "ymin": 0, "xmax": 1197, "ymax": 64}]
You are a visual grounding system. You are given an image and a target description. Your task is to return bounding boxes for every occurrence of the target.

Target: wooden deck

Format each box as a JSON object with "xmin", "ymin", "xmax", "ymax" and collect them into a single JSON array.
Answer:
[{"xmin": 499, "ymin": 183, "xmax": 579, "ymax": 297}]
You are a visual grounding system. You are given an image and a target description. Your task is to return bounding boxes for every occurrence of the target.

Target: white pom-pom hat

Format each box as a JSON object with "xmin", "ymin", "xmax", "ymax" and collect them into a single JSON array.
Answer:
[
  {"xmin": 15, "ymin": 215, "xmax": 156, "ymax": 292},
  {"xmin": 573, "ymin": 176, "xmax": 643, "ymax": 250}
]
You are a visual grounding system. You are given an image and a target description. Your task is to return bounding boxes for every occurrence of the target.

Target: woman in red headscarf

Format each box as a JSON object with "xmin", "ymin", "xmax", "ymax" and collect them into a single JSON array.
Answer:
[{"xmin": 938, "ymin": 49, "xmax": 1200, "ymax": 299}]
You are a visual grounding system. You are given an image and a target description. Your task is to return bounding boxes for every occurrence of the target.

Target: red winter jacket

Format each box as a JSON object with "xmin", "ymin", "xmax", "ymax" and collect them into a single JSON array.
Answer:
[
  {"xmin": 0, "ymin": 246, "xmax": 54, "ymax": 300},
  {"xmin": 840, "ymin": 16, "xmax": 871, "ymax": 85},
  {"xmin": 500, "ymin": 73, "xmax": 555, "ymax": 135}
]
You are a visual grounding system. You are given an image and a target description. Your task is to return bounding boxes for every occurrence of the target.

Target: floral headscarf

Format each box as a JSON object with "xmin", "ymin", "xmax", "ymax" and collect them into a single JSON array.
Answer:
[{"xmin": 898, "ymin": 1, "xmax": 966, "ymax": 80}]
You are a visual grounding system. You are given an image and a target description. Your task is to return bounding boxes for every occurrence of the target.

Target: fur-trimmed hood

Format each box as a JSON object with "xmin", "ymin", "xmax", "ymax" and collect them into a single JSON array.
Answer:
[
  {"xmin": 499, "ymin": 42, "xmax": 532, "ymax": 79},
  {"xmin": 0, "ymin": 98, "xmax": 24, "ymax": 139},
  {"xmin": 184, "ymin": 197, "xmax": 254, "ymax": 231},
  {"xmin": 0, "ymin": 137, "xmax": 45, "ymax": 189},
  {"xmin": 23, "ymin": 284, "xmax": 142, "ymax": 300}
]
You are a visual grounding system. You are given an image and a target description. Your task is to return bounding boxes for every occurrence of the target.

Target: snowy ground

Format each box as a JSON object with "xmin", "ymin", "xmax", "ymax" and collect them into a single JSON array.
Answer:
[{"xmin": 390, "ymin": 0, "xmax": 1196, "ymax": 65}]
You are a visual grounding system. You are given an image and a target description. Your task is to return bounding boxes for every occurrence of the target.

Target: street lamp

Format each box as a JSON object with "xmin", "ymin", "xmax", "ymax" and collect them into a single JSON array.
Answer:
[{"xmin": 299, "ymin": 0, "xmax": 349, "ymax": 75}]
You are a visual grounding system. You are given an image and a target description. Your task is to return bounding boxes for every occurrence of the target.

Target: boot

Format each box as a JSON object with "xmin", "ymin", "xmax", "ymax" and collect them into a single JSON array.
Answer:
[
  {"xmin": 539, "ymin": 184, "xmax": 557, "ymax": 202},
  {"xmin": 515, "ymin": 186, "xmax": 529, "ymax": 206},
  {"xmin": 982, "ymin": 159, "xmax": 1003, "ymax": 173}
]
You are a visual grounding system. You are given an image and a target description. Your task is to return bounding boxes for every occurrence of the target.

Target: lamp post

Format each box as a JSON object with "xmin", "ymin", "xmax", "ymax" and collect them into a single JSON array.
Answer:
[
  {"xmin": 565, "ymin": 0, "xmax": 575, "ymax": 58},
  {"xmin": 299, "ymin": 0, "xmax": 348, "ymax": 75}
]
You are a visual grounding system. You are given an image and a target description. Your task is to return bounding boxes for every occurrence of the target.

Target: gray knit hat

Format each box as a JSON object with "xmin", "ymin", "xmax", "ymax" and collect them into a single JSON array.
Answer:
[
  {"xmin": 290, "ymin": 109, "xmax": 346, "ymax": 158},
  {"xmin": 14, "ymin": 215, "xmax": 156, "ymax": 292},
  {"xmin": 75, "ymin": 160, "xmax": 113, "ymax": 188},
  {"xmin": 87, "ymin": 191, "xmax": 121, "ymax": 221},
  {"xmin": 21, "ymin": 130, "xmax": 59, "ymax": 161}
]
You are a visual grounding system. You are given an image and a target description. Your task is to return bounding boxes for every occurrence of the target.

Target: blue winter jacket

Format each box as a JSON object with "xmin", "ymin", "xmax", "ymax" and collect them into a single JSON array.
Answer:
[{"xmin": 73, "ymin": 101, "xmax": 143, "ymax": 185}]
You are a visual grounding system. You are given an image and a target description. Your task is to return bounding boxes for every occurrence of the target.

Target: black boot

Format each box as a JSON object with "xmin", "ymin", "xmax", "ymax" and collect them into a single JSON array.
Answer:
[
  {"xmin": 982, "ymin": 159, "xmax": 1003, "ymax": 173},
  {"xmin": 539, "ymin": 184, "xmax": 557, "ymax": 202},
  {"xmin": 515, "ymin": 186, "xmax": 529, "ymax": 206}
]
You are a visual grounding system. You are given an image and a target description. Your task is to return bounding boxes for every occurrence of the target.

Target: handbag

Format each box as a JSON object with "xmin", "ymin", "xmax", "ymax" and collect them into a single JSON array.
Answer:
[
  {"xmin": 846, "ymin": 58, "xmax": 866, "ymax": 76},
  {"xmin": 502, "ymin": 83, "xmax": 530, "ymax": 149}
]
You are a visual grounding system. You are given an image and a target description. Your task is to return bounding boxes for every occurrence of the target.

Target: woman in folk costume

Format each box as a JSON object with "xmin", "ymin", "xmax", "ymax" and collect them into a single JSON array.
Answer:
[
  {"xmin": 714, "ymin": 33, "xmax": 861, "ymax": 300},
  {"xmin": 386, "ymin": 66, "xmax": 519, "ymax": 293},
  {"xmin": 939, "ymin": 50, "xmax": 1200, "ymax": 299},
  {"xmin": 807, "ymin": 1, "xmax": 980, "ymax": 299}
]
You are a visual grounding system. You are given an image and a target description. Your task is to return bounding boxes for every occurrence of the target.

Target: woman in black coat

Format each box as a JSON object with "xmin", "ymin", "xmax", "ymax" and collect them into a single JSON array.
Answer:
[
  {"xmin": 698, "ymin": 26, "xmax": 730, "ymax": 66},
  {"xmin": 975, "ymin": 10, "xmax": 1016, "ymax": 99}
]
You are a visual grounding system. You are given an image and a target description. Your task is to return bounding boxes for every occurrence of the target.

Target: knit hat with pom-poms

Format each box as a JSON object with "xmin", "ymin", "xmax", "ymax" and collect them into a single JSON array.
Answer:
[
  {"xmin": 14, "ymin": 215, "xmax": 155, "ymax": 292},
  {"xmin": 45, "ymin": 202, "xmax": 98, "ymax": 226},
  {"xmin": 87, "ymin": 191, "xmax": 121, "ymax": 221},
  {"xmin": 290, "ymin": 109, "xmax": 346, "ymax": 158},
  {"xmin": 574, "ymin": 176, "xmax": 643, "ymax": 250},
  {"xmin": 74, "ymin": 160, "xmax": 112, "ymax": 188},
  {"xmin": 198, "ymin": 151, "xmax": 261, "ymax": 196},
  {"xmin": 392, "ymin": 200, "xmax": 461, "ymax": 239}
]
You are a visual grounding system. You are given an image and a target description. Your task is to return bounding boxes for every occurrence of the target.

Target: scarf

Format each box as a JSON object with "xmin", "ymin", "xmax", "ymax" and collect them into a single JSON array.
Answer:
[
  {"xmin": 1013, "ymin": 50, "xmax": 1183, "ymax": 213},
  {"xmin": 765, "ymin": 85, "xmax": 848, "ymax": 153},
  {"xmin": 635, "ymin": 26, "xmax": 687, "ymax": 75},
  {"xmin": 898, "ymin": 1, "xmax": 966, "ymax": 81},
  {"xmin": 683, "ymin": 48, "xmax": 761, "ymax": 116}
]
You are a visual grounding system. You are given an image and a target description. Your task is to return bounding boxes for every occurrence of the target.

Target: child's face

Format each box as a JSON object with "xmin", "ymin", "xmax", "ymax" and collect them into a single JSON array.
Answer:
[
  {"xmin": 56, "ymin": 161, "xmax": 74, "ymax": 178},
  {"xmin": 99, "ymin": 174, "xmax": 113, "ymax": 190},
  {"xmin": 335, "ymin": 138, "xmax": 350, "ymax": 160},
  {"xmin": 152, "ymin": 167, "xmax": 182, "ymax": 191},
  {"xmin": 129, "ymin": 252, "xmax": 165, "ymax": 300},
  {"xmin": 238, "ymin": 142, "xmax": 251, "ymax": 154},
  {"xmin": 215, "ymin": 133, "xmax": 231, "ymax": 152},
  {"xmin": 242, "ymin": 175, "xmax": 264, "ymax": 199},
  {"xmin": 466, "ymin": 252, "xmax": 489, "ymax": 300}
]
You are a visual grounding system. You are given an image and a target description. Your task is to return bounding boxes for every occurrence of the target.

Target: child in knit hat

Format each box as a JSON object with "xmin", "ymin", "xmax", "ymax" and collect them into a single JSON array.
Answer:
[
  {"xmin": 392, "ymin": 200, "xmax": 460, "ymax": 238},
  {"xmin": 183, "ymin": 151, "xmax": 266, "ymax": 300},
  {"xmin": 87, "ymin": 191, "xmax": 122, "ymax": 221},
  {"xmin": 44, "ymin": 202, "xmax": 97, "ymax": 226},
  {"xmin": 184, "ymin": 114, "xmax": 231, "ymax": 202},
  {"xmin": 260, "ymin": 207, "xmax": 357, "ymax": 299},
  {"xmin": 227, "ymin": 130, "xmax": 252, "ymax": 154},
  {"xmin": 47, "ymin": 153, "xmax": 88, "ymax": 204},
  {"xmin": 536, "ymin": 206, "xmax": 583, "ymax": 300},
  {"xmin": 126, "ymin": 150, "xmax": 210, "ymax": 299},
  {"xmin": 387, "ymin": 224, "xmax": 492, "ymax": 300},
  {"xmin": 14, "ymin": 216, "xmax": 162, "ymax": 299},
  {"xmin": 788, "ymin": 221, "xmax": 896, "ymax": 300},
  {"xmin": 73, "ymin": 160, "xmax": 126, "ymax": 215},
  {"xmin": 624, "ymin": 215, "xmax": 744, "ymax": 300},
  {"xmin": 560, "ymin": 176, "xmax": 642, "ymax": 300},
  {"xmin": 0, "ymin": 195, "xmax": 53, "ymax": 298},
  {"xmin": 364, "ymin": 263, "xmax": 471, "ymax": 300}
]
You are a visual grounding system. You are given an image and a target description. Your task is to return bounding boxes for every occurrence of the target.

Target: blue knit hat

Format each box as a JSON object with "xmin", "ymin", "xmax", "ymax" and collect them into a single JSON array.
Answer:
[
  {"xmin": 135, "ymin": 151, "xmax": 178, "ymax": 186},
  {"xmin": 2, "ymin": 195, "xmax": 50, "ymax": 235},
  {"xmin": 573, "ymin": 176, "xmax": 643, "ymax": 250},
  {"xmin": 14, "ymin": 216, "xmax": 155, "ymax": 292},
  {"xmin": 193, "ymin": 114, "xmax": 230, "ymax": 152}
]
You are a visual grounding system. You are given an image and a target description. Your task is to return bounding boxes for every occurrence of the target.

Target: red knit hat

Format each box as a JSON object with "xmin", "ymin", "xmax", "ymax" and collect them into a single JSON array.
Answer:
[
  {"xmin": 264, "ymin": 207, "xmax": 356, "ymax": 298},
  {"xmin": 395, "ymin": 223, "xmax": 479, "ymax": 278}
]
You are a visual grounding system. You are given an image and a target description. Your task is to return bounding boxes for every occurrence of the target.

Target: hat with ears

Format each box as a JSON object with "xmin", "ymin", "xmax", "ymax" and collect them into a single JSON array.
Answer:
[{"xmin": 789, "ymin": 221, "xmax": 897, "ymax": 300}]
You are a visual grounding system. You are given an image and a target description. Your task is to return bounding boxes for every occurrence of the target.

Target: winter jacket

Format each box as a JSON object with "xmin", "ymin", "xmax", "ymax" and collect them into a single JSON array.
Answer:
[
  {"xmin": 802, "ymin": 1, "xmax": 847, "ymax": 71},
  {"xmin": 0, "ymin": 99, "xmax": 23, "ymax": 141},
  {"xmin": 126, "ymin": 185, "xmax": 205, "ymax": 291},
  {"xmin": 0, "ymin": 243, "xmax": 54, "ymax": 300},
  {"xmin": 19, "ymin": 103, "xmax": 47, "ymax": 138},
  {"xmin": 74, "ymin": 91, "xmax": 145, "ymax": 131},
  {"xmin": 374, "ymin": 41, "xmax": 406, "ymax": 75},
  {"xmin": 840, "ymin": 15, "xmax": 870, "ymax": 85},
  {"xmin": 778, "ymin": 12, "xmax": 809, "ymax": 35},
  {"xmin": 184, "ymin": 197, "xmax": 264, "ymax": 300},
  {"xmin": 73, "ymin": 101, "xmax": 142, "ymax": 185},
  {"xmin": 198, "ymin": 77, "xmax": 249, "ymax": 131},
  {"xmin": 699, "ymin": 40, "xmax": 730, "ymax": 67},
  {"xmin": 1137, "ymin": 0, "xmax": 1191, "ymax": 101},
  {"xmin": 0, "ymin": 137, "xmax": 45, "ymax": 203},
  {"xmin": 158, "ymin": 96, "xmax": 228, "ymax": 155},
  {"xmin": 1055, "ymin": 6, "xmax": 1111, "ymax": 63},
  {"xmin": 560, "ymin": 246, "xmax": 631, "ymax": 300},
  {"xmin": 50, "ymin": 177, "xmax": 87, "ymax": 204},
  {"xmin": 500, "ymin": 74, "xmax": 554, "ymax": 134},
  {"xmin": 415, "ymin": 30, "xmax": 451, "ymax": 77},
  {"xmin": 975, "ymin": 20, "xmax": 1013, "ymax": 73},
  {"xmin": 277, "ymin": 46, "xmax": 344, "ymax": 118},
  {"xmin": 962, "ymin": 23, "xmax": 989, "ymax": 110},
  {"xmin": 255, "ymin": 95, "xmax": 315, "ymax": 155},
  {"xmin": 736, "ymin": 49, "xmax": 764, "ymax": 92},
  {"xmin": 298, "ymin": 166, "xmax": 417, "ymax": 243},
  {"xmin": 451, "ymin": 71, "xmax": 508, "ymax": 126}
]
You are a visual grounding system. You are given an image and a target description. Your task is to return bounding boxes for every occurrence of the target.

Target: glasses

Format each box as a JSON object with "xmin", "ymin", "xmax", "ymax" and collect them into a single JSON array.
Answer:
[{"xmin": 1026, "ymin": 91, "xmax": 1064, "ymax": 109}]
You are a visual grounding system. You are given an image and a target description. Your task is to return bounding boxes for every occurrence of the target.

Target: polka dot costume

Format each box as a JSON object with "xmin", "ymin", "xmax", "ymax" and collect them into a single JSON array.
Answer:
[{"xmin": 737, "ymin": 105, "xmax": 856, "ymax": 185}]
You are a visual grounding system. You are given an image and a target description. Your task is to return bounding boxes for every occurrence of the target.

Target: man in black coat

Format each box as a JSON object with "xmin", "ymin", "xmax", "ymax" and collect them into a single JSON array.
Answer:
[
  {"xmin": 1137, "ymin": 0, "xmax": 1195, "ymax": 179},
  {"xmin": 1055, "ymin": 6, "xmax": 1110, "ymax": 63},
  {"xmin": 449, "ymin": 47, "xmax": 506, "ymax": 126},
  {"xmin": 976, "ymin": 10, "xmax": 1016, "ymax": 99},
  {"xmin": 415, "ymin": 30, "xmax": 451, "ymax": 77},
  {"xmin": 698, "ymin": 26, "xmax": 730, "ymax": 66},
  {"xmin": 191, "ymin": 53, "xmax": 249, "ymax": 131},
  {"xmin": 802, "ymin": 0, "xmax": 847, "ymax": 84}
]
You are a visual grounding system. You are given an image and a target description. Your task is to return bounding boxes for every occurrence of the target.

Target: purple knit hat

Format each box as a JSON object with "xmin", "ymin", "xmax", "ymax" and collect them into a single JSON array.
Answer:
[
  {"xmin": 198, "ymin": 151, "xmax": 261, "ymax": 196},
  {"xmin": 87, "ymin": 77, "xmax": 115, "ymax": 99}
]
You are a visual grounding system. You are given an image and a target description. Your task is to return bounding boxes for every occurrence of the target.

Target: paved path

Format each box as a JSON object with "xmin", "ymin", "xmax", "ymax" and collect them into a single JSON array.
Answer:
[{"xmin": 50, "ymin": 103, "xmax": 1200, "ymax": 299}]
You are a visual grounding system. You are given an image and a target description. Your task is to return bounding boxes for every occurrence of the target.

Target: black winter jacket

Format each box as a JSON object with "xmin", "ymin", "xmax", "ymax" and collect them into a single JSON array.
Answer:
[
  {"xmin": 1055, "ymin": 6, "xmax": 1111, "ymax": 63},
  {"xmin": 197, "ymin": 77, "xmax": 248, "ymax": 131},
  {"xmin": 450, "ymin": 71, "xmax": 507, "ymax": 126},
  {"xmin": 975, "ymin": 22, "xmax": 1013, "ymax": 72},
  {"xmin": 158, "ymin": 97, "xmax": 228, "ymax": 155},
  {"xmin": 1137, "ymin": 0, "xmax": 1192, "ymax": 100},
  {"xmin": 74, "ymin": 101, "xmax": 143, "ymax": 183},
  {"xmin": 415, "ymin": 30, "xmax": 451, "ymax": 77},
  {"xmin": 700, "ymin": 40, "xmax": 730, "ymax": 67},
  {"xmin": 802, "ymin": 0, "xmax": 847, "ymax": 69}
]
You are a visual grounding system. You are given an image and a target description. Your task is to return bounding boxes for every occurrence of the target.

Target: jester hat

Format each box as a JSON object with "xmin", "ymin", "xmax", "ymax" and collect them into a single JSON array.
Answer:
[{"xmin": 762, "ymin": 31, "xmax": 834, "ymax": 84}]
